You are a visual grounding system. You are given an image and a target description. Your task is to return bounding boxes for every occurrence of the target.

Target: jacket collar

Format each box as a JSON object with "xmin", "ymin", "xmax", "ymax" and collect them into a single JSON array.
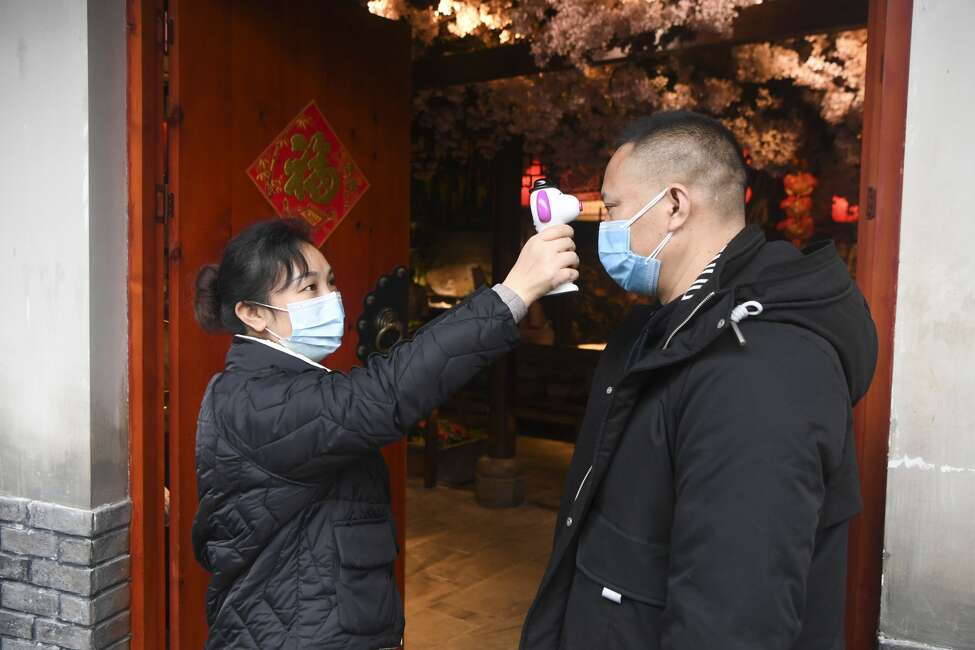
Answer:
[
  {"xmin": 225, "ymin": 335, "xmax": 329, "ymax": 373},
  {"xmin": 668, "ymin": 224, "xmax": 766, "ymax": 315},
  {"xmin": 637, "ymin": 225, "xmax": 767, "ymax": 361}
]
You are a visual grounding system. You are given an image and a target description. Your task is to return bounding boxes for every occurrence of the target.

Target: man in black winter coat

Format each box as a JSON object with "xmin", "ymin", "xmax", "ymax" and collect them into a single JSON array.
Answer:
[{"xmin": 520, "ymin": 111, "xmax": 878, "ymax": 650}]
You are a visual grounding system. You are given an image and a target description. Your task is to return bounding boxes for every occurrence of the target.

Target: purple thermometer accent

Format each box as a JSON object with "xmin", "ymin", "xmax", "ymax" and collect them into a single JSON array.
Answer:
[{"xmin": 537, "ymin": 191, "xmax": 552, "ymax": 223}]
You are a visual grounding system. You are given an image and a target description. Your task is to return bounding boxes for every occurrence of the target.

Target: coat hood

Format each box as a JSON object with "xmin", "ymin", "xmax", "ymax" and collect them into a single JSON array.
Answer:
[{"xmin": 658, "ymin": 226, "xmax": 878, "ymax": 404}]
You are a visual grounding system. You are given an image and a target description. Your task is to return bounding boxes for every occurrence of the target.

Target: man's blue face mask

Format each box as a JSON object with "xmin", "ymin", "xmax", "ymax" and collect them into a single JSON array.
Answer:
[{"xmin": 598, "ymin": 187, "xmax": 674, "ymax": 295}]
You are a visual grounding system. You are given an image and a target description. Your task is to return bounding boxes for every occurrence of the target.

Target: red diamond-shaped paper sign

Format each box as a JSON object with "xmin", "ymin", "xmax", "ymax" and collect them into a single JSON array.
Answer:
[{"xmin": 247, "ymin": 101, "xmax": 369, "ymax": 246}]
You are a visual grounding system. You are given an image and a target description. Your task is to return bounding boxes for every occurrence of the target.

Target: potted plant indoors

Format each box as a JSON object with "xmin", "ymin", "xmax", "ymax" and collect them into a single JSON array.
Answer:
[{"xmin": 407, "ymin": 415, "xmax": 488, "ymax": 486}]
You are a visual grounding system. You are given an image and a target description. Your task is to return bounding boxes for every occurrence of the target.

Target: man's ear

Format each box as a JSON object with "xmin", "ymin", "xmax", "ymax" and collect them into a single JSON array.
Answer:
[
  {"xmin": 666, "ymin": 184, "xmax": 692, "ymax": 232},
  {"xmin": 235, "ymin": 301, "xmax": 269, "ymax": 333}
]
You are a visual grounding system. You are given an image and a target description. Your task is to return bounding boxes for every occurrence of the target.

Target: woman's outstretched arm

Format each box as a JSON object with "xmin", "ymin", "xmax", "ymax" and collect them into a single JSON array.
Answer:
[{"xmin": 219, "ymin": 226, "xmax": 578, "ymax": 479}]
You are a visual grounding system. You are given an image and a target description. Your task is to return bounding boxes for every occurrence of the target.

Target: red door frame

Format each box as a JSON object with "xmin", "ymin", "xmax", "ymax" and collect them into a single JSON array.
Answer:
[
  {"xmin": 846, "ymin": 1, "xmax": 912, "ymax": 648},
  {"xmin": 127, "ymin": 1, "xmax": 913, "ymax": 648},
  {"xmin": 126, "ymin": 0, "xmax": 167, "ymax": 648}
]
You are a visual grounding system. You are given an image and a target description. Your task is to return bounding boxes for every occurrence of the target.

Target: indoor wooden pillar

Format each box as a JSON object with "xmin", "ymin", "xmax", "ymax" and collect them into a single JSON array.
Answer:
[{"xmin": 476, "ymin": 139, "xmax": 525, "ymax": 507}]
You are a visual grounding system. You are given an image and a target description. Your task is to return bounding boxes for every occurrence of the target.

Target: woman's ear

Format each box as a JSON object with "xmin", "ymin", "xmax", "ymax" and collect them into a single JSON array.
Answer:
[
  {"xmin": 667, "ymin": 184, "xmax": 692, "ymax": 232},
  {"xmin": 235, "ymin": 301, "xmax": 269, "ymax": 334}
]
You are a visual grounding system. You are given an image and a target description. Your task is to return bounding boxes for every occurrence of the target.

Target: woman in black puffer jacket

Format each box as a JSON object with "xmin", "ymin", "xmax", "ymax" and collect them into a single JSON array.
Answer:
[{"xmin": 190, "ymin": 219, "xmax": 577, "ymax": 649}]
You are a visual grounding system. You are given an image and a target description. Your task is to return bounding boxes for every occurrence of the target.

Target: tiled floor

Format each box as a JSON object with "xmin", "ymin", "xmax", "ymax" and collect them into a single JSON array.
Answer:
[{"xmin": 404, "ymin": 437, "xmax": 573, "ymax": 649}]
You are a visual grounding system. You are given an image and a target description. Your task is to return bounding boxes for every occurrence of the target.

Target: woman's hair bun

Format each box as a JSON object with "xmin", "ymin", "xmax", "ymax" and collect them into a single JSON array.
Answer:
[
  {"xmin": 194, "ymin": 263, "xmax": 225, "ymax": 333},
  {"xmin": 192, "ymin": 219, "xmax": 315, "ymax": 335}
]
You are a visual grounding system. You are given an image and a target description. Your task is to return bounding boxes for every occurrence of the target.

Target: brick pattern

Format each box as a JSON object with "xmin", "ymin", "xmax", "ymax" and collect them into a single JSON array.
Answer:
[{"xmin": 0, "ymin": 498, "xmax": 130, "ymax": 650}]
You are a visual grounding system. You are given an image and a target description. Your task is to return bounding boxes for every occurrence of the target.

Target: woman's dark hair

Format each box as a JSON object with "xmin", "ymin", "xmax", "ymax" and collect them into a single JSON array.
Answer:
[{"xmin": 194, "ymin": 219, "xmax": 314, "ymax": 334}]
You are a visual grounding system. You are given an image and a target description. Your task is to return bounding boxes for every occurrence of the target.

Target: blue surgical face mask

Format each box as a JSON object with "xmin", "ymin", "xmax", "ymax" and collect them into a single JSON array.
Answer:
[
  {"xmin": 251, "ymin": 292, "xmax": 345, "ymax": 362},
  {"xmin": 598, "ymin": 187, "xmax": 674, "ymax": 295}
]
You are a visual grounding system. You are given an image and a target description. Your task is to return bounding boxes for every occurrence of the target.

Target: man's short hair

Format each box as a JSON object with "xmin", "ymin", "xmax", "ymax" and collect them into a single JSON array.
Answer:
[{"xmin": 616, "ymin": 111, "xmax": 748, "ymax": 217}]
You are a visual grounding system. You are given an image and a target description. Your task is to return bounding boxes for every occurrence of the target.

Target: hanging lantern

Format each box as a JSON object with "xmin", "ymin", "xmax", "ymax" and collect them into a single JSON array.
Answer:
[
  {"xmin": 831, "ymin": 195, "xmax": 860, "ymax": 223},
  {"xmin": 778, "ymin": 172, "xmax": 818, "ymax": 248},
  {"xmin": 743, "ymin": 149, "xmax": 754, "ymax": 205},
  {"xmin": 521, "ymin": 158, "xmax": 546, "ymax": 207}
]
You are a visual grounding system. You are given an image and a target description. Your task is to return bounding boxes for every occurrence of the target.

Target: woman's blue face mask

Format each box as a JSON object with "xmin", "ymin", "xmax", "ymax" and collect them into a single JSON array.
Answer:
[
  {"xmin": 597, "ymin": 187, "xmax": 674, "ymax": 295},
  {"xmin": 251, "ymin": 292, "xmax": 345, "ymax": 362}
]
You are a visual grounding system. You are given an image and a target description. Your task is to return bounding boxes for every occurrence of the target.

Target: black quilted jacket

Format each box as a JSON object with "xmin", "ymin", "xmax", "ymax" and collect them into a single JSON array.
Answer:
[{"xmin": 192, "ymin": 287, "xmax": 520, "ymax": 649}]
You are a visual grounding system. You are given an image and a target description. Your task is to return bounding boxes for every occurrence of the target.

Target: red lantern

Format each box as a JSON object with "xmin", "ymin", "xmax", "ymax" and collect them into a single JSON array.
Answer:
[
  {"xmin": 831, "ymin": 195, "xmax": 859, "ymax": 223},
  {"xmin": 779, "ymin": 171, "xmax": 818, "ymax": 249},
  {"xmin": 783, "ymin": 172, "xmax": 818, "ymax": 197},
  {"xmin": 521, "ymin": 158, "xmax": 546, "ymax": 207}
]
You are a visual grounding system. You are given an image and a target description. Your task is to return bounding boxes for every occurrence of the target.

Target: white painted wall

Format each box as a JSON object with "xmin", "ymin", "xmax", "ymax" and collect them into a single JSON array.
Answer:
[
  {"xmin": 881, "ymin": 1, "xmax": 975, "ymax": 648},
  {"xmin": 0, "ymin": 0, "xmax": 128, "ymax": 509}
]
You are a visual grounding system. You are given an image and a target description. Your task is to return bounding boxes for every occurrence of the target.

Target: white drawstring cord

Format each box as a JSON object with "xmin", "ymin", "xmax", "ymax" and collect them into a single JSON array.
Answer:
[{"xmin": 729, "ymin": 300, "xmax": 764, "ymax": 346}]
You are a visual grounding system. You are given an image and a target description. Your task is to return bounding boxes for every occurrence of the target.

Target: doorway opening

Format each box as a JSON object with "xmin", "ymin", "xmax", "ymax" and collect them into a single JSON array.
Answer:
[
  {"xmin": 371, "ymin": 1, "xmax": 896, "ymax": 647},
  {"xmin": 126, "ymin": 1, "xmax": 909, "ymax": 648}
]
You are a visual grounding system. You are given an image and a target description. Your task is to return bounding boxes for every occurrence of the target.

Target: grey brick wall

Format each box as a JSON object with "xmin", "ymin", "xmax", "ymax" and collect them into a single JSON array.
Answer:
[{"xmin": 0, "ymin": 497, "xmax": 130, "ymax": 650}]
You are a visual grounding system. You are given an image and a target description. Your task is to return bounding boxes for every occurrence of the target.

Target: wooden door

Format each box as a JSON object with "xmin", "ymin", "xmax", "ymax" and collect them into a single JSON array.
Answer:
[{"xmin": 166, "ymin": 2, "xmax": 411, "ymax": 646}]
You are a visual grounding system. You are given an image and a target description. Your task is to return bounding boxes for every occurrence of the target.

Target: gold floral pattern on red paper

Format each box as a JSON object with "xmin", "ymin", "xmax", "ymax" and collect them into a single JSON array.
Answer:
[{"xmin": 247, "ymin": 101, "xmax": 369, "ymax": 246}]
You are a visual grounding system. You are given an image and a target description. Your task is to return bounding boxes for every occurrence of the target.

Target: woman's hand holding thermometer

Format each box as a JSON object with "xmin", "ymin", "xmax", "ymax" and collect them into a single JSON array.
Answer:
[
  {"xmin": 529, "ymin": 179, "xmax": 582, "ymax": 295},
  {"xmin": 502, "ymin": 220, "xmax": 579, "ymax": 306}
]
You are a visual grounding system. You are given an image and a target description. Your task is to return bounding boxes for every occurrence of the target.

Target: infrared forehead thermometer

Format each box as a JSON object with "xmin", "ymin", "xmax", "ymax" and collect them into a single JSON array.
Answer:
[{"xmin": 529, "ymin": 178, "xmax": 581, "ymax": 295}]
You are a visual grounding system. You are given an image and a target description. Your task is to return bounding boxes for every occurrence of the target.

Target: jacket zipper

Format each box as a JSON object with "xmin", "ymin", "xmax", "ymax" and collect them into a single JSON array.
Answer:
[
  {"xmin": 567, "ymin": 294, "xmax": 713, "ymax": 532},
  {"xmin": 574, "ymin": 465, "xmax": 593, "ymax": 502},
  {"xmin": 662, "ymin": 291, "xmax": 716, "ymax": 350}
]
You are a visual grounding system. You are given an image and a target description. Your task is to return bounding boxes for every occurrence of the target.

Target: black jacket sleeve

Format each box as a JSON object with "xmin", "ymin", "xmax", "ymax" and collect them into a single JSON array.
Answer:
[
  {"xmin": 225, "ymin": 287, "xmax": 520, "ymax": 478},
  {"xmin": 662, "ymin": 328, "xmax": 850, "ymax": 649}
]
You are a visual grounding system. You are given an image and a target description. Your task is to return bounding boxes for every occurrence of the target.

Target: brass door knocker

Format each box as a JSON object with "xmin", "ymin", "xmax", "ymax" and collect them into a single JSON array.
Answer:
[
  {"xmin": 356, "ymin": 267, "xmax": 410, "ymax": 363},
  {"xmin": 374, "ymin": 308, "xmax": 404, "ymax": 353}
]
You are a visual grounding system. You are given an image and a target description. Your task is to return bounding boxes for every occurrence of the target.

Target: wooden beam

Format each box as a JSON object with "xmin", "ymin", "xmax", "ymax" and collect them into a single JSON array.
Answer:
[
  {"xmin": 713, "ymin": 0, "xmax": 868, "ymax": 44},
  {"xmin": 414, "ymin": 0, "xmax": 868, "ymax": 88},
  {"xmin": 415, "ymin": 42, "xmax": 535, "ymax": 89}
]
